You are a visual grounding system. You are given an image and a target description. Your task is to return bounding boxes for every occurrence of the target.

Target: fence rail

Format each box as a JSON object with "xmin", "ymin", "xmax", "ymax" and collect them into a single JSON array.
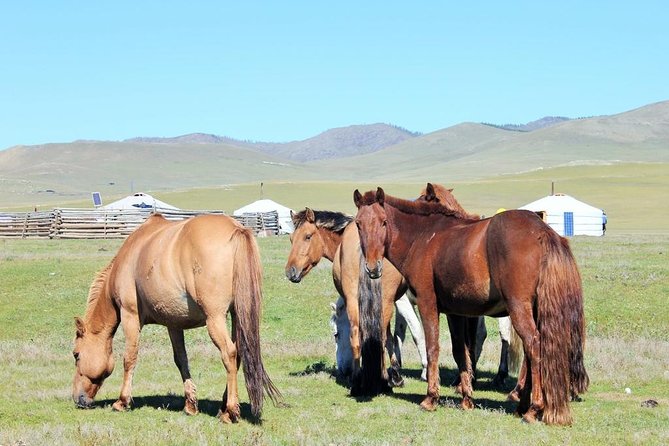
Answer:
[{"xmin": 0, "ymin": 208, "xmax": 280, "ymax": 239}]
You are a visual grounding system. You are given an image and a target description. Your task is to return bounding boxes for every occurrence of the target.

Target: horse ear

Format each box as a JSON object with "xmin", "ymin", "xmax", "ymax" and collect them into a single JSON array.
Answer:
[
  {"xmin": 353, "ymin": 189, "xmax": 363, "ymax": 208},
  {"xmin": 376, "ymin": 187, "xmax": 385, "ymax": 206},
  {"xmin": 75, "ymin": 317, "xmax": 86, "ymax": 337},
  {"xmin": 425, "ymin": 183, "xmax": 437, "ymax": 202},
  {"xmin": 290, "ymin": 210, "xmax": 298, "ymax": 225},
  {"xmin": 306, "ymin": 207, "xmax": 315, "ymax": 223}
]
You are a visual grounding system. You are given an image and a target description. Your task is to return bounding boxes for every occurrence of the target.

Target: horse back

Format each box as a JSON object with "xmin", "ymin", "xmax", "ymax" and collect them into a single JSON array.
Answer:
[
  {"xmin": 485, "ymin": 210, "xmax": 551, "ymax": 301},
  {"xmin": 112, "ymin": 214, "xmax": 244, "ymax": 327}
]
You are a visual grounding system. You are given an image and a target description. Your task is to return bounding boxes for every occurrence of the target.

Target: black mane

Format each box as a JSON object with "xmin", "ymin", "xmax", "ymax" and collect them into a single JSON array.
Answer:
[{"xmin": 293, "ymin": 209, "xmax": 353, "ymax": 233}]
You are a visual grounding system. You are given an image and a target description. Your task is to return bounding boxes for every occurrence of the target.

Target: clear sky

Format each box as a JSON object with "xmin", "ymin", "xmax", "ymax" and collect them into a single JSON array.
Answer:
[{"xmin": 1, "ymin": 1, "xmax": 667, "ymax": 150}]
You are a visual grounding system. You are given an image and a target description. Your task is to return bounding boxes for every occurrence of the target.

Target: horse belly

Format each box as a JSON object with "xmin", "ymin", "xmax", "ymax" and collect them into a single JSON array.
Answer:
[
  {"xmin": 139, "ymin": 289, "xmax": 207, "ymax": 329},
  {"xmin": 437, "ymin": 280, "xmax": 505, "ymax": 317}
]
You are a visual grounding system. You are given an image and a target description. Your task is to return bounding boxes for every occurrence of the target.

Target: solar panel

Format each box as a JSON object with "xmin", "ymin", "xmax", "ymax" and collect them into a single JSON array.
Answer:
[{"xmin": 92, "ymin": 192, "xmax": 102, "ymax": 207}]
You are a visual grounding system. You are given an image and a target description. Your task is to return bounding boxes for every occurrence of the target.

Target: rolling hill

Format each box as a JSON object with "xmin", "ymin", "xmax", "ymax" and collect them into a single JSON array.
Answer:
[{"xmin": 0, "ymin": 100, "xmax": 667, "ymax": 208}]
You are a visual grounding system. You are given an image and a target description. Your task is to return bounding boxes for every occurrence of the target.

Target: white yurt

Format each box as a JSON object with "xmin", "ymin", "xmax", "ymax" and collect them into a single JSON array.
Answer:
[
  {"xmin": 519, "ymin": 193, "xmax": 605, "ymax": 236},
  {"xmin": 103, "ymin": 192, "xmax": 179, "ymax": 211},
  {"xmin": 233, "ymin": 199, "xmax": 294, "ymax": 234}
]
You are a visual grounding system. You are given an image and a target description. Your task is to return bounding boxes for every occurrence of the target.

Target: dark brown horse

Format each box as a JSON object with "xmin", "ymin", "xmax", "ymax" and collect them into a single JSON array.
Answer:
[
  {"xmin": 285, "ymin": 185, "xmax": 499, "ymax": 396},
  {"xmin": 72, "ymin": 214, "xmax": 281, "ymax": 423},
  {"xmin": 353, "ymin": 184, "xmax": 588, "ymax": 425}
]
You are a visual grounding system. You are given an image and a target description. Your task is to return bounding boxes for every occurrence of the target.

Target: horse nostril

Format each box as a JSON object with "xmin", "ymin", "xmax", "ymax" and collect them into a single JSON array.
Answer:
[{"xmin": 376, "ymin": 260, "xmax": 383, "ymax": 274}]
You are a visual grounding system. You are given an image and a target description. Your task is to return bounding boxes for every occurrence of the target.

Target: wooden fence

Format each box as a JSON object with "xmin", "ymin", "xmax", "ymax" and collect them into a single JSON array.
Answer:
[{"xmin": 0, "ymin": 208, "xmax": 280, "ymax": 239}]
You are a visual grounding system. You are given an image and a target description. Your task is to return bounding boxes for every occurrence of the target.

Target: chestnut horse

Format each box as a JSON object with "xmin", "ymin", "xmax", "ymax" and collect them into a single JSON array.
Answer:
[
  {"xmin": 285, "ymin": 185, "xmax": 495, "ymax": 395},
  {"xmin": 353, "ymin": 185, "xmax": 588, "ymax": 425},
  {"xmin": 72, "ymin": 214, "xmax": 281, "ymax": 423}
]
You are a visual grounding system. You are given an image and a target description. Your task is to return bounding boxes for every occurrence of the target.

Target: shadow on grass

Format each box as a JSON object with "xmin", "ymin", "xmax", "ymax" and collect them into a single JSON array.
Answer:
[{"xmin": 93, "ymin": 396, "xmax": 260, "ymax": 424}]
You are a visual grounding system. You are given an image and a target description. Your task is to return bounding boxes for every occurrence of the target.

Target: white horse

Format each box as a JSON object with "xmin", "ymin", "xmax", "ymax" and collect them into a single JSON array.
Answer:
[{"xmin": 331, "ymin": 293, "xmax": 522, "ymax": 387}]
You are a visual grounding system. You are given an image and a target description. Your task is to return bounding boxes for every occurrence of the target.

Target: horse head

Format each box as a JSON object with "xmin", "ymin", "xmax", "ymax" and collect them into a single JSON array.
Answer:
[
  {"xmin": 329, "ymin": 297, "xmax": 353, "ymax": 377},
  {"xmin": 71, "ymin": 317, "xmax": 115, "ymax": 409},
  {"xmin": 353, "ymin": 187, "xmax": 387, "ymax": 279},
  {"xmin": 285, "ymin": 208, "xmax": 323, "ymax": 283}
]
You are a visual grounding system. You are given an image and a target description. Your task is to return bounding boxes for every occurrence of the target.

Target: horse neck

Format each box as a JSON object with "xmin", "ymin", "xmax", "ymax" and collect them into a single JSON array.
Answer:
[
  {"xmin": 319, "ymin": 227, "xmax": 344, "ymax": 261},
  {"xmin": 84, "ymin": 268, "xmax": 120, "ymax": 338},
  {"xmin": 384, "ymin": 205, "xmax": 442, "ymax": 270}
]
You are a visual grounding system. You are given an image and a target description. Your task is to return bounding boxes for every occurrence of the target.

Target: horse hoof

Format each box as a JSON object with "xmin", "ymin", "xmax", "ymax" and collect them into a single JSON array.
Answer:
[
  {"xmin": 507, "ymin": 390, "xmax": 521, "ymax": 402},
  {"xmin": 389, "ymin": 368, "xmax": 405, "ymax": 388},
  {"xmin": 419, "ymin": 397, "xmax": 438, "ymax": 412},
  {"xmin": 112, "ymin": 400, "xmax": 129, "ymax": 412},
  {"xmin": 461, "ymin": 397, "xmax": 475, "ymax": 411},
  {"xmin": 184, "ymin": 399, "xmax": 199, "ymax": 416},
  {"xmin": 218, "ymin": 408, "xmax": 239, "ymax": 424},
  {"xmin": 521, "ymin": 412, "xmax": 538, "ymax": 424}
]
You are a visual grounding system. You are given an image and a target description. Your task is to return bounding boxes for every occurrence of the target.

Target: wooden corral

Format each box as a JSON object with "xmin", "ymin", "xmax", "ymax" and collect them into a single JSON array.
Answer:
[{"xmin": 0, "ymin": 208, "xmax": 280, "ymax": 239}]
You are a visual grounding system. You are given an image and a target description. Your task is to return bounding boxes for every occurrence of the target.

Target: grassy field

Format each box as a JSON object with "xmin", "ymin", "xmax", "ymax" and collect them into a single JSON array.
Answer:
[{"xmin": 1, "ymin": 233, "xmax": 668, "ymax": 445}]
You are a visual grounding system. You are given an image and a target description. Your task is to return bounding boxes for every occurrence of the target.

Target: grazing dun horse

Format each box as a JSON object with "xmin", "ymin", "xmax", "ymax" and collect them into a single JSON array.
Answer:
[
  {"xmin": 353, "ymin": 184, "xmax": 588, "ymax": 425},
  {"xmin": 72, "ymin": 214, "xmax": 281, "ymax": 423}
]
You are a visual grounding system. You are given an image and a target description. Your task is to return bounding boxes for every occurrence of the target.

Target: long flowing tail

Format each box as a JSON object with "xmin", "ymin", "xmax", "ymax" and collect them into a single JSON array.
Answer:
[
  {"xmin": 537, "ymin": 232, "xmax": 589, "ymax": 425},
  {"xmin": 231, "ymin": 227, "xmax": 282, "ymax": 417},
  {"xmin": 354, "ymin": 251, "xmax": 387, "ymax": 396}
]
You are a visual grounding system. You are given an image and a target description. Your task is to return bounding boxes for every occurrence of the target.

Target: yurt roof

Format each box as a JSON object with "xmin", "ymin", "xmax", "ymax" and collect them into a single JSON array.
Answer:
[{"xmin": 102, "ymin": 192, "xmax": 179, "ymax": 210}]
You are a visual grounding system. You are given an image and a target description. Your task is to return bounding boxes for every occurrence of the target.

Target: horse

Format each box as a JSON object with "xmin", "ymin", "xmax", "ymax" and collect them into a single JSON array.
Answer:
[
  {"xmin": 353, "ymin": 184, "xmax": 589, "ymax": 425},
  {"xmin": 72, "ymin": 214, "xmax": 281, "ymax": 423},
  {"xmin": 417, "ymin": 183, "xmax": 523, "ymax": 388},
  {"xmin": 285, "ymin": 207, "xmax": 410, "ymax": 395},
  {"xmin": 285, "ymin": 185, "xmax": 502, "ymax": 395}
]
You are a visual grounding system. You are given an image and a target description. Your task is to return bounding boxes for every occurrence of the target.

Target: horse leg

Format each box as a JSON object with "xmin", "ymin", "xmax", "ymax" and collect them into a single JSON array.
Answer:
[
  {"xmin": 401, "ymin": 295, "xmax": 428, "ymax": 381},
  {"xmin": 492, "ymin": 338, "xmax": 510, "ymax": 388},
  {"xmin": 508, "ymin": 357, "xmax": 527, "ymax": 403},
  {"xmin": 167, "ymin": 328, "xmax": 198, "ymax": 415},
  {"xmin": 416, "ymin": 292, "xmax": 440, "ymax": 411},
  {"xmin": 508, "ymin": 305, "xmax": 543, "ymax": 423},
  {"xmin": 447, "ymin": 314, "xmax": 474, "ymax": 410},
  {"xmin": 344, "ymin": 292, "xmax": 362, "ymax": 393},
  {"xmin": 113, "ymin": 308, "xmax": 141, "ymax": 412},
  {"xmin": 205, "ymin": 314, "xmax": 240, "ymax": 423},
  {"xmin": 381, "ymin": 287, "xmax": 396, "ymax": 387}
]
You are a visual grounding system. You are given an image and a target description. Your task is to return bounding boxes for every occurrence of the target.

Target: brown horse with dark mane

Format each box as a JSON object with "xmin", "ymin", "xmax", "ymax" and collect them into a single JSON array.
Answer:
[
  {"xmin": 72, "ymin": 214, "xmax": 281, "ymax": 423},
  {"xmin": 285, "ymin": 185, "xmax": 495, "ymax": 396},
  {"xmin": 353, "ymin": 184, "xmax": 588, "ymax": 425}
]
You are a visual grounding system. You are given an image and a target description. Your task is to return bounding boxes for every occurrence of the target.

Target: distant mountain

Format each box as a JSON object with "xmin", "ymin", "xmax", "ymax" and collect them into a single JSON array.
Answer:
[
  {"xmin": 483, "ymin": 116, "xmax": 572, "ymax": 132},
  {"xmin": 123, "ymin": 124, "xmax": 419, "ymax": 162},
  {"xmin": 1, "ymin": 100, "xmax": 667, "ymax": 208},
  {"xmin": 252, "ymin": 123, "xmax": 419, "ymax": 161}
]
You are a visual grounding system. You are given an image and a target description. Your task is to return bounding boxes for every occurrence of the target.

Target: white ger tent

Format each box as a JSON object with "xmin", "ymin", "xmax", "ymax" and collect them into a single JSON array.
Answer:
[
  {"xmin": 233, "ymin": 199, "xmax": 294, "ymax": 234},
  {"xmin": 103, "ymin": 192, "xmax": 179, "ymax": 211},
  {"xmin": 519, "ymin": 193, "xmax": 605, "ymax": 236}
]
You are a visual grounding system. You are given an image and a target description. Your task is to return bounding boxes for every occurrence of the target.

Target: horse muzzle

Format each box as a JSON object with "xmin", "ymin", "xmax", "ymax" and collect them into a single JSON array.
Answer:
[
  {"xmin": 364, "ymin": 260, "xmax": 383, "ymax": 279},
  {"xmin": 74, "ymin": 392, "xmax": 94, "ymax": 409},
  {"xmin": 285, "ymin": 266, "xmax": 302, "ymax": 283}
]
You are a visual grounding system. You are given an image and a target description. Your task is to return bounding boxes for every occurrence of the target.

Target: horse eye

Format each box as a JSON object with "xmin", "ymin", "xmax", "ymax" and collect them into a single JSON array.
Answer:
[
  {"xmin": 382, "ymin": 220, "xmax": 387, "ymax": 227},
  {"xmin": 73, "ymin": 352, "xmax": 80, "ymax": 362},
  {"xmin": 306, "ymin": 234, "xmax": 312, "ymax": 241},
  {"xmin": 333, "ymin": 332, "xmax": 339, "ymax": 340}
]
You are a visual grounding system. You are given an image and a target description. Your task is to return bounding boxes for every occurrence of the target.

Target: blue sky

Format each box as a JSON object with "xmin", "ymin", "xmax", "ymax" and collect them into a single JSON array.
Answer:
[{"xmin": 1, "ymin": 1, "xmax": 667, "ymax": 150}]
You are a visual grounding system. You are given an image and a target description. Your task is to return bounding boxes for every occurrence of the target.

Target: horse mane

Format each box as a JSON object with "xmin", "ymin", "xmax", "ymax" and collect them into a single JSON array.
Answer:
[
  {"xmin": 419, "ymin": 184, "xmax": 481, "ymax": 220},
  {"xmin": 293, "ymin": 209, "xmax": 353, "ymax": 233},
  {"xmin": 359, "ymin": 190, "xmax": 473, "ymax": 221},
  {"xmin": 84, "ymin": 257, "xmax": 115, "ymax": 319}
]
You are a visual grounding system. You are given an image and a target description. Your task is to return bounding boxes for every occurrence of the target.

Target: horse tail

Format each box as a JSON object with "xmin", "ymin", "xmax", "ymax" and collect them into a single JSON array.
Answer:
[
  {"xmin": 508, "ymin": 323, "xmax": 524, "ymax": 376},
  {"xmin": 231, "ymin": 226, "xmax": 282, "ymax": 417},
  {"xmin": 537, "ymin": 231, "xmax": 589, "ymax": 425},
  {"xmin": 355, "ymin": 251, "xmax": 386, "ymax": 396}
]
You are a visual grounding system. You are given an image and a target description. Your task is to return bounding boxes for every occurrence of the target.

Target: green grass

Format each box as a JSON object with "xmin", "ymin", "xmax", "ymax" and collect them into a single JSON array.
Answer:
[{"xmin": 1, "ymin": 234, "xmax": 668, "ymax": 445}]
